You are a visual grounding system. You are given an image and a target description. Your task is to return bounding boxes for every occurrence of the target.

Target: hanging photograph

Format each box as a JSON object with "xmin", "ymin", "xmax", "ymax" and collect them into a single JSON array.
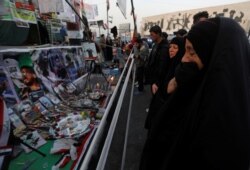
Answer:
[
  {"xmin": 0, "ymin": 67, "xmax": 19, "ymax": 107},
  {"xmin": 62, "ymin": 48, "xmax": 79, "ymax": 81},
  {"xmin": 32, "ymin": 49, "xmax": 70, "ymax": 94},
  {"xmin": 82, "ymin": 42, "xmax": 98, "ymax": 58}
]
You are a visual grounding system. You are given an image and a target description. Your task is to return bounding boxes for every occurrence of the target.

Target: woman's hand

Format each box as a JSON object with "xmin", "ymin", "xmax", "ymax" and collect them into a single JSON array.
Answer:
[
  {"xmin": 167, "ymin": 77, "xmax": 177, "ymax": 94},
  {"xmin": 152, "ymin": 83, "xmax": 158, "ymax": 94}
]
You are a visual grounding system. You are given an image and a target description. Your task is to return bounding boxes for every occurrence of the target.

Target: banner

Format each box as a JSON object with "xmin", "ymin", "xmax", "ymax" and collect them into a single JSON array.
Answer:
[
  {"xmin": 119, "ymin": 23, "xmax": 130, "ymax": 34},
  {"xmin": 141, "ymin": 1, "xmax": 250, "ymax": 36},
  {"xmin": 92, "ymin": 4, "xmax": 98, "ymax": 16},
  {"xmin": 0, "ymin": 0, "xmax": 12, "ymax": 21},
  {"xmin": 38, "ymin": 0, "xmax": 64, "ymax": 14},
  {"xmin": 57, "ymin": 0, "xmax": 76, "ymax": 23},
  {"xmin": 15, "ymin": 2, "xmax": 35, "ymax": 11},
  {"xmin": 10, "ymin": 3, "xmax": 37, "ymax": 24},
  {"xmin": 83, "ymin": 3, "xmax": 95, "ymax": 20},
  {"xmin": 117, "ymin": 0, "xmax": 127, "ymax": 18}
]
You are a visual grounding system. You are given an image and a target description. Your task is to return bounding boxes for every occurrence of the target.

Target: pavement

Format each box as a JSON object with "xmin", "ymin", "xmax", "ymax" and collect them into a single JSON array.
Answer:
[{"xmin": 104, "ymin": 83, "xmax": 152, "ymax": 170}]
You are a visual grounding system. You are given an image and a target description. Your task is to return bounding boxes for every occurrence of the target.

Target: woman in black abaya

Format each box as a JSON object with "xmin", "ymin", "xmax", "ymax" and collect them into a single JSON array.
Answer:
[
  {"xmin": 140, "ymin": 17, "xmax": 250, "ymax": 170},
  {"xmin": 145, "ymin": 37, "xmax": 185, "ymax": 130}
]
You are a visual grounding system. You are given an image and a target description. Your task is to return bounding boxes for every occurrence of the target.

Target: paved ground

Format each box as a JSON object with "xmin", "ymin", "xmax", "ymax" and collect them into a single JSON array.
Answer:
[{"xmin": 104, "ymin": 84, "xmax": 151, "ymax": 170}]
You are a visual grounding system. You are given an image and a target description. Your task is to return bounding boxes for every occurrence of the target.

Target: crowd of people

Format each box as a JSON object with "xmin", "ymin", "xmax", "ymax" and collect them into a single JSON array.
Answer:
[
  {"xmin": 137, "ymin": 12, "xmax": 250, "ymax": 170},
  {"xmin": 59, "ymin": 11, "xmax": 250, "ymax": 169}
]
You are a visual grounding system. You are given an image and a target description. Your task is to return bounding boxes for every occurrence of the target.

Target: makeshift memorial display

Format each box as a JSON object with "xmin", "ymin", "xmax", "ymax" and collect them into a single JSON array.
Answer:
[{"xmin": 1, "ymin": 44, "xmax": 118, "ymax": 170}]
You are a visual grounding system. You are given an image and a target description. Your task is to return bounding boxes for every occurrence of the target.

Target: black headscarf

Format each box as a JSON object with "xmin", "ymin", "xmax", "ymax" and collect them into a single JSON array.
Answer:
[
  {"xmin": 165, "ymin": 37, "xmax": 185, "ymax": 86},
  {"xmin": 186, "ymin": 18, "xmax": 220, "ymax": 67},
  {"xmin": 169, "ymin": 36, "xmax": 185, "ymax": 60}
]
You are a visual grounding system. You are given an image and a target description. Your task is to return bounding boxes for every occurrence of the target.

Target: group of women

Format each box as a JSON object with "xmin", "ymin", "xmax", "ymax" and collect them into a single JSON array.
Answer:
[{"xmin": 140, "ymin": 17, "xmax": 250, "ymax": 170}]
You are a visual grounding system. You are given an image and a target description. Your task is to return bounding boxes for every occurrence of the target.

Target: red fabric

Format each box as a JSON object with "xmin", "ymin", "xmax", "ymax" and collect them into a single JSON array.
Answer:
[
  {"xmin": 70, "ymin": 126, "xmax": 94, "ymax": 170},
  {"xmin": 58, "ymin": 155, "xmax": 71, "ymax": 168}
]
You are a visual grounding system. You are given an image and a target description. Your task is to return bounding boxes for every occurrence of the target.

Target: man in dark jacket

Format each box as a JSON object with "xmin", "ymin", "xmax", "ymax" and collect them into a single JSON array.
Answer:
[
  {"xmin": 144, "ymin": 25, "xmax": 170, "ymax": 128},
  {"xmin": 145, "ymin": 25, "xmax": 169, "ymax": 92}
]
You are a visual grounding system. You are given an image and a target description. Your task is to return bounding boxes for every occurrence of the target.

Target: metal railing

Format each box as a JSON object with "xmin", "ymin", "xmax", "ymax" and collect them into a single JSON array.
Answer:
[{"xmin": 78, "ymin": 50, "xmax": 135, "ymax": 170}]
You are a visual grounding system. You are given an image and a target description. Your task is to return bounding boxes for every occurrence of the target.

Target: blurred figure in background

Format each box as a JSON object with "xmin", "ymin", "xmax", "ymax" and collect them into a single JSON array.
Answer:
[
  {"xmin": 106, "ymin": 35, "xmax": 113, "ymax": 61},
  {"xmin": 134, "ymin": 38, "xmax": 149, "ymax": 94},
  {"xmin": 99, "ymin": 34, "xmax": 107, "ymax": 60},
  {"xmin": 193, "ymin": 10, "xmax": 209, "ymax": 25},
  {"xmin": 173, "ymin": 28, "xmax": 187, "ymax": 37}
]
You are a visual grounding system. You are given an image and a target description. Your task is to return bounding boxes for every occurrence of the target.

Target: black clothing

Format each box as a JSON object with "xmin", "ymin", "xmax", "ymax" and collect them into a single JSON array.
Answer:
[
  {"xmin": 137, "ymin": 66, "xmax": 144, "ymax": 91},
  {"xmin": 106, "ymin": 39, "xmax": 113, "ymax": 61},
  {"xmin": 144, "ymin": 38, "xmax": 169, "ymax": 130},
  {"xmin": 141, "ymin": 17, "xmax": 250, "ymax": 170},
  {"xmin": 145, "ymin": 37, "xmax": 184, "ymax": 129},
  {"xmin": 144, "ymin": 39, "xmax": 169, "ymax": 86},
  {"xmin": 187, "ymin": 17, "xmax": 219, "ymax": 67}
]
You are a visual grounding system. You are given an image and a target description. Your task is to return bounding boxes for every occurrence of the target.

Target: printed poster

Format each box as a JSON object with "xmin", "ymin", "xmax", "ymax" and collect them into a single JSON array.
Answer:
[
  {"xmin": 0, "ymin": 66, "xmax": 19, "ymax": 107},
  {"xmin": 0, "ymin": 0, "xmax": 12, "ymax": 21}
]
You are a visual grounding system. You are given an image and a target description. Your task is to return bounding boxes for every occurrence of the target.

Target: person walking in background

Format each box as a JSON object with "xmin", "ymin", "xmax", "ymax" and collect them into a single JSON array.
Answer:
[
  {"xmin": 105, "ymin": 35, "xmax": 113, "ymax": 61},
  {"xmin": 99, "ymin": 34, "xmax": 107, "ymax": 60},
  {"xmin": 134, "ymin": 38, "xmax": 149, "ymax": 94},
  {"xmin": 60, "ymin": 25, "xmax": 69, "ymax": 45},
  {"xmin": 143, "ymin": 17, "xmax": 250, "ymax": 170},
  {"xmin": 161, "ymin": 32, "xmax": 168, "ymax": 41}
]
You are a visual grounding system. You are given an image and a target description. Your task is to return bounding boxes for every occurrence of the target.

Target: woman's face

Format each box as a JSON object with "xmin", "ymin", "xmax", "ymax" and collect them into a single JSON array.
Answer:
[
  {"xmin": 182, "ymin": 39, "xmax": 204, "ymax": 70},
  {"xmin": 169, "ymin": 44, "xmax": 179, "ymax": 58}
]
